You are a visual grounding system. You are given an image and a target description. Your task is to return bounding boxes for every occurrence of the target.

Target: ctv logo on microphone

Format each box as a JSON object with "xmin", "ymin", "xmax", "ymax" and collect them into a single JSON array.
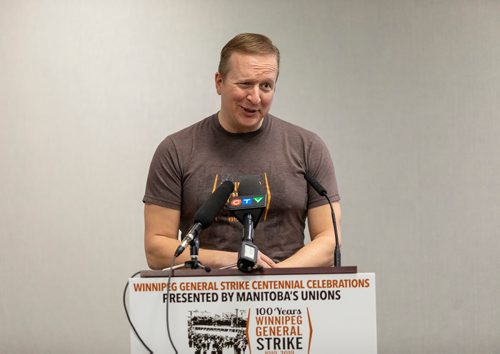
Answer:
[{"xmin": 228, "ymin": 195, "xmax": 267, "ymax": 209}]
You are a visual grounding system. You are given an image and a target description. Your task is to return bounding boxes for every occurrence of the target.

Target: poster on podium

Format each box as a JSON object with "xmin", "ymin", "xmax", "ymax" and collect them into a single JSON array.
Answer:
[{"xmin": 128, "ymin": 270, "xmax": 376, "ymax": 354}]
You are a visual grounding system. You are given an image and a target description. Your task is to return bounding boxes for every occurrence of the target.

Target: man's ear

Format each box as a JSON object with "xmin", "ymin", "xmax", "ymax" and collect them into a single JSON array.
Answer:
[{"xmin": 215, "ymin": 72, "xmax": 223, "ymax": 95}]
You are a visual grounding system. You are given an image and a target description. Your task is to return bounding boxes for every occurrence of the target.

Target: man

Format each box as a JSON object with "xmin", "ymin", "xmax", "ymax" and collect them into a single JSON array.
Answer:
[{"xmin": 143, "ymin": 33, "xmax": 341, "ymax": 270}]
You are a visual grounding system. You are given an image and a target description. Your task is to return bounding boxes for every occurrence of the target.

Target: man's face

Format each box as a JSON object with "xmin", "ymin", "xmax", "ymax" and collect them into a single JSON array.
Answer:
[{"xmin": 215, "ymin": 52, "xmax": 278, "ymax": 133}]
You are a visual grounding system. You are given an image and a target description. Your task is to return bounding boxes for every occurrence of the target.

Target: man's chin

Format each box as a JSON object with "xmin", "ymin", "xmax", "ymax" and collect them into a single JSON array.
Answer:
[{"xmin": 237, "ymin": 116, "xmax": 264, "ymax": 132}]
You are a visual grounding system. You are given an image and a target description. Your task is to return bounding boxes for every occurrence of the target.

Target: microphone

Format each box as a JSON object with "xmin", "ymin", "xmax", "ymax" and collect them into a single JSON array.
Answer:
[
  {"xmin": 174, "ymin": 180, "xmax": 234, "ymax": 257},
  {"xmin": 305, "ymin": 172, "xmax": 327, "ymax": 196},
  {"xmin": 237, "ymin": 176, "xmax": 266, "ymax": 241},
  {"xmin": 227, "ymin": 176, "xmax": 267, "ymax": 272},
  {"xmin": 304, "ymin": 172, "xmax": 341, "ymax": 267}
]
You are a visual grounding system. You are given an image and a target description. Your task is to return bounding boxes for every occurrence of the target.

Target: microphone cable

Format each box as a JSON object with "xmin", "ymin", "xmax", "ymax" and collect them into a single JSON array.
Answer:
[
  {"xmin": 304, "ymin": 171, "xmax": 341, "ymax": 267},
  {"xmin": 123, "ymin": 271, "xmax": 153, "ymax": 354},
  {"xmin": 165, "ymin": 254, "xmax": 178, "ymax": 354},
  {"xmin": 122, "ymin": 254, "xmax": 179, "ymax": 354},
  {"xmin": 324, "ymin": 194, "xmax": 341, "ymax": 267}
]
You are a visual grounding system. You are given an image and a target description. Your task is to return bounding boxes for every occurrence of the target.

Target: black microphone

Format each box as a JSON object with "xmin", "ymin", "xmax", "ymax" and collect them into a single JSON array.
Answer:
[
  {"xmin": 305, "ymin": 172, "xmax": 327, "ymax": 196},
  {"xmin": 237, "ymin": 176, "xmax": 265, "ymax": 242},
  {"xmin": 174, "ymin": 180, "xmax": 234, "ymax": 257},
  {"xmin": 228, "ymin": 176, "xmax": 267, "ymax": 272},
  {"xmin": 304, "ymin": 172, "xmax": 341, "ymax": 267}
]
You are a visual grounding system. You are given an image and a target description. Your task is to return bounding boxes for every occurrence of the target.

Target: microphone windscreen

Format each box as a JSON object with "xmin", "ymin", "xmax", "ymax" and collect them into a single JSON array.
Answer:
[
  {"xmin": 194, "ymin": 180, "xmax": 234, "ymax": 228},
  {"xmin": 304, "ymin": 172, "xmax": 328, "ymax": 196},
  {"xmin": 238, "ymin": 176, "xmax": 262, "ymax": 196}
]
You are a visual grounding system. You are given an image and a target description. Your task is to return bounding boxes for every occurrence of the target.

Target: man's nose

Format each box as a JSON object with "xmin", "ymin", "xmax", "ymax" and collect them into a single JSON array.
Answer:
[{"xmin": 246, "ymin": 86, "xmax": 261, "ymax": 105}]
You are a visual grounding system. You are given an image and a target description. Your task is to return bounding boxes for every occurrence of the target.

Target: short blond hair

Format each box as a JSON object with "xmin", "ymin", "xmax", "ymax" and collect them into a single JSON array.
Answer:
[{"xmin": 218, "ymin": 33, "xmax": 280, "ymax": 79}]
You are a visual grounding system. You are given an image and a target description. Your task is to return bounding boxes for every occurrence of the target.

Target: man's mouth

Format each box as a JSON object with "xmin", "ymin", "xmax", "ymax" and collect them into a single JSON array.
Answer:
[{"xmin": 242, "ymin": 107, "xmax": 258, "ymax": 114}]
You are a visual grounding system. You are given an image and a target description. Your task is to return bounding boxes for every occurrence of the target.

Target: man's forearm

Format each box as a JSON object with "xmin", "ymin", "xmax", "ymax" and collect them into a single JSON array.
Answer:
[
  {"xmin": 274, "ymin": 233, "xmax": 335, "ymax": 268},
  {"xmin": 146, "ymin": 234, "xmax": 238, "ymax": 270}
]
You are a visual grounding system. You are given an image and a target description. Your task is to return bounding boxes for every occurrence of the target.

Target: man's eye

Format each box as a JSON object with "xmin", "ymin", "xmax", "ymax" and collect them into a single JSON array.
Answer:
[{"xmin": 261, "ymin": 83, "xmax": 273, "ymax": 91}]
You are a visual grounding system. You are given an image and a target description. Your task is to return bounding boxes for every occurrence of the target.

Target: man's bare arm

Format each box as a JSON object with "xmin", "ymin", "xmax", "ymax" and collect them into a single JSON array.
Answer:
[
  {"xmin": 144, "ymin": 203, "xmax": 276, "ymax": 269},
  {"xmin": 275, "ymin": 202, "xmax": 341, "ymax": 268}
]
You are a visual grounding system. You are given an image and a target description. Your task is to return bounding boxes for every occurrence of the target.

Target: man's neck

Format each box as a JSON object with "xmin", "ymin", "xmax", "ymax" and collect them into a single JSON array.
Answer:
[{"xmin": 217, "ymin": 111, "xmax": 264, "ymax": 133}]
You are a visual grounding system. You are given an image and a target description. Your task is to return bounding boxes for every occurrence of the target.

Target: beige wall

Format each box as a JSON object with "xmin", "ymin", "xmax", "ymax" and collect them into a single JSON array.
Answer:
[{"xmin": 1, "ymin": 1, "xmax": 499, "ymax": 353}]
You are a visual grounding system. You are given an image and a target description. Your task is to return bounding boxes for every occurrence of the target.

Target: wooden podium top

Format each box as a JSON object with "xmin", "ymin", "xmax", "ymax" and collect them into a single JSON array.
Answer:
[{"xmin": 140, "ymin": 265, "xmax": 357, "ymax": 278}]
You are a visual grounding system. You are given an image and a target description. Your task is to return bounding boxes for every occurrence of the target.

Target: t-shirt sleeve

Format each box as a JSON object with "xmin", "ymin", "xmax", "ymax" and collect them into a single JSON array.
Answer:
[
  {"xmin": 143, "ymin": 137, "xmax": 183, "ymax": 210},
  {"xmin": 306, "ymin": 134, "xmax": 340, "ymax": 209}
]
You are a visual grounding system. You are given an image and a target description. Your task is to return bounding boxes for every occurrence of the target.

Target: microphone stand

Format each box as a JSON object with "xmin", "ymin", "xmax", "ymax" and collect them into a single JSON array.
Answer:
[
  {"xmin": 170, "ymin": 237, "xmax": 211, "ymax": 272},
  {"xmin": 185, "ymin": 237, "xmax": 211, "ymax": 271},
  {"xmin": 163, "ymin": 236, "xmax": 211, "ymax": 354}
]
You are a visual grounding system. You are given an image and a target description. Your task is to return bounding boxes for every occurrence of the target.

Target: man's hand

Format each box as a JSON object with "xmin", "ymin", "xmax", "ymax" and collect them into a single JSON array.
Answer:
[{"xmin": 257, "ymin": 251, "xmax": 277, "ymax": 268}]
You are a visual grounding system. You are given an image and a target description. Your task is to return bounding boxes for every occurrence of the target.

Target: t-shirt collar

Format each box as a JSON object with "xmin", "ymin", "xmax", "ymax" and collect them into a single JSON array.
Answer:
[{"xmin": 213, "ymin": 112, "xmax": 270, "ymax": 138}]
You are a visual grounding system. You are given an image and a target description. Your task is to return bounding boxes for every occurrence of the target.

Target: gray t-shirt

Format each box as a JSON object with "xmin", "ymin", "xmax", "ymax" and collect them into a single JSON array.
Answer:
[{"xmin": 143, "ymin": 113, "xmax": 339, "ymax": 261}]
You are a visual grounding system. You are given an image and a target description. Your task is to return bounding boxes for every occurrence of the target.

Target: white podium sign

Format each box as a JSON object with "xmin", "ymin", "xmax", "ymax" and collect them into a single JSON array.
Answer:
[{"xmin": 128, "ymin": 269, "xmax": 376, "ymax": 354}]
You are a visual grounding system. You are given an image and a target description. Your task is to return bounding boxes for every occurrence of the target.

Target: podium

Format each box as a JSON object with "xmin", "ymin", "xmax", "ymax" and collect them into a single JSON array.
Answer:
[{"xmin": 128, "ymin": 267, "xmax": 377, "ymax": 353}]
